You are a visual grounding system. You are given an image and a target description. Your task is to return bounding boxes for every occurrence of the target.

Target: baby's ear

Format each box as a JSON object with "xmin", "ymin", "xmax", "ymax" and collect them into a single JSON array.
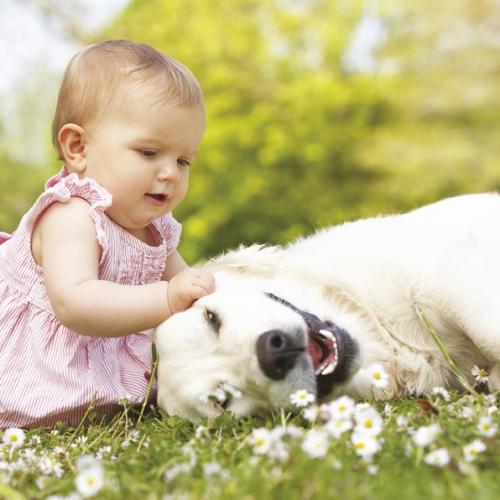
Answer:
[{"xmin": 57, "ymin": 124, "xmax": 88, "ymax": 173}]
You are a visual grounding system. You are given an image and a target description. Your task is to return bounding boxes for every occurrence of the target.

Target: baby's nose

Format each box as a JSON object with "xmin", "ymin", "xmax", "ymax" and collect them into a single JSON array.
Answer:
[{"xmin": 158, "ymin": 161, "xmax": 179, "ymax": 181}]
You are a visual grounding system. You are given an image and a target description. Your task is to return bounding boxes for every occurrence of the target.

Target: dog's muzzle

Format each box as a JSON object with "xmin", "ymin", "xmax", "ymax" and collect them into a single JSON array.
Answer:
[{"xmin": 257, "ymin": 293, "xmax": 358, "ymax": 399}]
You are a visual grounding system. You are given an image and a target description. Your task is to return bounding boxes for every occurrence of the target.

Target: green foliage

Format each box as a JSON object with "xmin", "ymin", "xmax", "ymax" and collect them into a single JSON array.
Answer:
[
  {"xmin": 102, "ymin": 0, "xmax": 500, "ymax": 261},
  {"xmin": 0, "ymin": 152, "xmax": 50, "ymax": 233},
  {"xmin": 1, "ymin": 0, "xmax": 499, "ymax": 262}
]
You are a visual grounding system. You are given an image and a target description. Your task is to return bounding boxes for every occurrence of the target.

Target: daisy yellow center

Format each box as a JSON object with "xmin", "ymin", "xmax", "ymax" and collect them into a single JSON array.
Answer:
[
  {"xmin": 339, "ymin": 405, "xmax": 346, "ymax": 411},
  {"xmin": 255, "ymin": 438, "xmax": 266, "ymax": 446},
  {"xmin": 373, "ymin": 373, "xmax": 381, "ymax": 380},
  {"xmin": 365, "ymin": 420, "xmax": 373, "ymax": 428},
  {"xmin": 9, "ymin": 435, "xmax": 18, "ymax": 442},
  {"xmin": 355, "ymin": 442, "xmax": 366, "ymax": 449},
  {"xmin": 86, "ymin": 477, "xmax": 96, "ymax": 486}
]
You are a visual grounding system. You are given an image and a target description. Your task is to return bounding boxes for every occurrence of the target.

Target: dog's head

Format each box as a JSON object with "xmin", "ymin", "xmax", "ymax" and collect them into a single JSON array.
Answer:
[{"xmin": 154, "ymin": 283, "xmax": 359, "ymax": 421}]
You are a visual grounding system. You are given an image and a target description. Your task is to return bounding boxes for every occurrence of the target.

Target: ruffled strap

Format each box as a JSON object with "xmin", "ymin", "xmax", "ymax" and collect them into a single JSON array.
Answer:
[
  {"xmin": 0, "ymin": 231, "xmax": 11, "ymax": 245},
  {"xmin": 154, "ymin": 212, "xmax": 182, "ymax": 256},
  {"xmin": 23, "ymin": 166, "xmax": 113, "ymax": 252}
]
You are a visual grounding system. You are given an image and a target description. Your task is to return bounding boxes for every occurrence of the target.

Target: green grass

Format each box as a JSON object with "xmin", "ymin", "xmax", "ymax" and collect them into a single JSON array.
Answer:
[{"xmin": 1, "ymin": 391, "xmax": 499, "ymax": 499}]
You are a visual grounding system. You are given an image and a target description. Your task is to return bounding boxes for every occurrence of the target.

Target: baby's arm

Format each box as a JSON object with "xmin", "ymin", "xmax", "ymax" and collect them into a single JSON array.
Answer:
[{"xmin": 37, "ymin": 198, "xmax": 204, "ymax": 337}]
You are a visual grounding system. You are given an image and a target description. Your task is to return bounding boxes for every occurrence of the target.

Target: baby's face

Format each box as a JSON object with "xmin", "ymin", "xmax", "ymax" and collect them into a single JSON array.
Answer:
[{"xmin": 81, "ymin": 88, "xmax": 205, "ymax": 238}]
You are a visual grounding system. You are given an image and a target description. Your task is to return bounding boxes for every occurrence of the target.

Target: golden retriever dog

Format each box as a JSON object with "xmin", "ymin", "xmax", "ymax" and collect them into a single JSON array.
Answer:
[{"xmin": 155, "ymin": 194, "xmax": 500, "ymax": 421}]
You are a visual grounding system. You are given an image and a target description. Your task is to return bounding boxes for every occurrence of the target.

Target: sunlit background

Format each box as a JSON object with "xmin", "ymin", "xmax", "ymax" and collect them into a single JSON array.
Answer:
[{"xmin": 1, "ymin": 0, "xmax": 499, "ymax": 262}]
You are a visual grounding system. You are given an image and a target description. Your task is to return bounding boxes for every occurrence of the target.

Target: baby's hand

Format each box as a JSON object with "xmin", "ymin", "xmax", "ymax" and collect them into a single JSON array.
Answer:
[{"xmin": 167, "ymin": 268, "xmax": 215, "ymax": 314}]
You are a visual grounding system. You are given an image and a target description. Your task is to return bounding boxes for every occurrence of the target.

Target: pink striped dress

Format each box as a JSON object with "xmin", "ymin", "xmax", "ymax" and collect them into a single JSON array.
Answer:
[{"xmin": 0, "ymin": 167, "xmax": 181, "ymax": 428}]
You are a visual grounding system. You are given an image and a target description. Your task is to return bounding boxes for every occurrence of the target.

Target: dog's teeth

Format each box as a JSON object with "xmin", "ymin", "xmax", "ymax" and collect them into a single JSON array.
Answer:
[
  {"xmin": 319, "ymin": 329, "xmax": 334, "ymax": 340},
  {"xmin": 321, "ymin": 362, "xmax": 335, "ymax": 375}
]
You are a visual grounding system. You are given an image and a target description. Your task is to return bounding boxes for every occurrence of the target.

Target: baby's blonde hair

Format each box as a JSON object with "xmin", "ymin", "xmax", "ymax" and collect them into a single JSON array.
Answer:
[{"xmin": 52, "ymin": 39, "xmax": 204, "ymax": 159}]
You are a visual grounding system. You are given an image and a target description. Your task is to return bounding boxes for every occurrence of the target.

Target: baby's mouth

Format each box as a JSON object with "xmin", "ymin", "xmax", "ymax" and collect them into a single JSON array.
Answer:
[{"xmin": 145, "ymin": 193, "xmax": 168, "ymax": 206}]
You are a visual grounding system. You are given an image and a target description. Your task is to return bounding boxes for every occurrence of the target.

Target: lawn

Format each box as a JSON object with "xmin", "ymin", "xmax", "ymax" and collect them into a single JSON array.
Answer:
[{"xmin": 1, "ymin": 388, "xmax": 499, "ymax": 499}]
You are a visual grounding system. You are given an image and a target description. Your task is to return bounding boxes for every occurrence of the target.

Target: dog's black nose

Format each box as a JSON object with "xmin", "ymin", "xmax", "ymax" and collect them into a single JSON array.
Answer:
[{"xmin": 256, "ymin": 329, "xmax": 303, "ymax": 380}]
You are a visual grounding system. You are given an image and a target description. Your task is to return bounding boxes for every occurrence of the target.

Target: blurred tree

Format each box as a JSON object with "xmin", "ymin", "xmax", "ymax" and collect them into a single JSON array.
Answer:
[
  {"xmin": 105, "ymin": 0, "xmax": 393, "ymax": 261},
  {"xmin": 355, "ymin": 0, "xmax": 500, "ymax": 209},
  {"xmin": 2, "ymin": 0, "xmax": 499, "ymax": 263},
  {"xmin": 104, "ymin": 0, "xmax": 499, "ymax": 261}
]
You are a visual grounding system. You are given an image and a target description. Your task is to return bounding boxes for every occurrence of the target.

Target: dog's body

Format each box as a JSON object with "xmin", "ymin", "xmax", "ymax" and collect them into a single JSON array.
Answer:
[{"xmin": 155, "ymin": 194, "xmax": 500, "ymax": 421}]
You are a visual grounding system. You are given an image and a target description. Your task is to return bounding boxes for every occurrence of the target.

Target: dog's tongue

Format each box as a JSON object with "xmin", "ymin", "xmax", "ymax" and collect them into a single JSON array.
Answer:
[
  {"xmin": 306, "ymin": 327, "xmax": 338, "ymax": 376},
  {"xmin": 306, "ymin": 336, "xmax": 325, "ymax": 369}
]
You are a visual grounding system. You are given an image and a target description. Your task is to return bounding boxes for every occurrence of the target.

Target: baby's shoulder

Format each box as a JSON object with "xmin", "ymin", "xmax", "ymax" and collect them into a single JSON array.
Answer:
[
  {"xmin": 32, "ymin": 197, "xmax": 98, "ymax": 265},
  {"xmin": 38, "ymin": 196, "xmax": 94, "ymax": 226}
]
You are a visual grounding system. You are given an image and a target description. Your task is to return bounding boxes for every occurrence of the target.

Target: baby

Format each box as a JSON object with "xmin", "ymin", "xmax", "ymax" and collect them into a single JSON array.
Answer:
[{"xmin": 0, "ymin": 40, "xmax": 215, "ymax": 428}]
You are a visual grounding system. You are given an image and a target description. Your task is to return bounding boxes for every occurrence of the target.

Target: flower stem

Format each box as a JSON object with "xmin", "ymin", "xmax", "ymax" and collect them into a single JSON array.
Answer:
[{"xmin": 415, "ymin": 306, "xmax": 479, "ymax": 397}]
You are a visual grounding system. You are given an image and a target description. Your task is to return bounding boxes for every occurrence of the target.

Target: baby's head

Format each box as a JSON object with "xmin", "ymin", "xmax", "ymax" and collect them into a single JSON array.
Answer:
[
  {"xmin": 52, "ymin": 39, "xmax": 203, "ymax": 160},
  {"xmin": 52, "ymin": 40, "xmax": 206, "ymax": 235}
]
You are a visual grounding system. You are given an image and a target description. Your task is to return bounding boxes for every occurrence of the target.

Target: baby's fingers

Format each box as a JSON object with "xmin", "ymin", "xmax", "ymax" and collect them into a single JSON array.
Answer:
[{"xmin": 191, "ymin": 270, "xmax": 216, "ymax": 295}]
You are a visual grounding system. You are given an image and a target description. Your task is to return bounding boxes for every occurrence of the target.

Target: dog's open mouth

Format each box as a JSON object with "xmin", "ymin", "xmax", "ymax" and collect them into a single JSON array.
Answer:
[
  {"xmin": 265, "ymin": 292, "xmax": 358, "ymax": 399},
  {"xmin": 306, "ymin": 328, "xmax": 338, "ymax": 377}
]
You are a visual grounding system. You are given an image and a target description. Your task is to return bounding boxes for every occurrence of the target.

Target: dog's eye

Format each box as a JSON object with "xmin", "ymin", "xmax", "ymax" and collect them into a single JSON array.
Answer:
[{"xmin": 204, "ymin": 308, "xmax": 221, "ymax": 332}]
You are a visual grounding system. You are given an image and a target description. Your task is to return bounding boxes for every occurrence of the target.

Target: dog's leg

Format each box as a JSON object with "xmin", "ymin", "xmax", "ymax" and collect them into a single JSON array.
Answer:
[
  {"xmin": 428, "ymin": 249, "xmax": 500, "ymax": 365},
  {"xmin": 489, "ymin": 363, "xmax": 500, "ymax": 392}
]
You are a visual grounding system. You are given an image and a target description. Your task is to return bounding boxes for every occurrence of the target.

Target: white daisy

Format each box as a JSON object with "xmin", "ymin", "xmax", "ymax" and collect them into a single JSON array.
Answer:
[
  {"xmin": 212, "ymin": 387, "xmax": 227, "ymax": 403},
  {"xmin": 164, "ymin": 463, "xmax": 191, "ymax": 482},
  {"xmin": 285, "ymin": 424, "xmax": 304, "ymax": 439},
  {"xmin": 351, "ymin": 432, "xmax": 381, "ymax": 460},
  {"xmin": 269, "ymin": 426, "xmax": 287, "ymax": 442},
  {"xmin": 463, "ymin": 439, "xmax": 486, "ymax": 462},
  {"xmin": 471, "ymin": 365, "xmax": 489, "ymax": 384},
  {"xmin": 361, "ymin": 363, "xmax": 389, "ymax": 389},
  {"xmin": 3, "ymin": 428, "xmax": 26, "ymax": 448},
  {"xmin": 203, "ymin": 461, "xmax": 222, "ymax": 477},
  {"xmin": 355, "ymin": 402, "xmax": 372, "ymax": 412},
  {"xmin": 302, "ymin": 429, "xmax": 329, "ymax": 458},
  {"xmin": 75, "ymin": 464, "xmax": 105, "ymax": 498},
  {"xmin": 38, "ymin": 455, "xmax": 63, "ymax": 477},
  {"xmin": 325, "ymin": 417, "xmax": 353, "ymax": 439},
  {"xmin": 424, "ymin": 448, "xmax": 450, "ymax": 467},
  {"xmin": 477, "ymin": 416, "xmax": 498, "ymax": 437},
  {"xmin": 195, "ymin": 425, "xmax": 209, "ymax": 441},
  {"xmin": 248, "ymin": 428, "xmax": 272, "ymax": 455},
  {"xmin": 327, "ymin": 396, "xmax": 355, "ymax": 420},
  {"xmin": 303, "ymin": 405, "xmax": 319, "ymax": 422},
  {"xmin": 458, "ymin": 460, "xmax": 475, "ymax": 475},
  {"xmin": 412, "ymin": 424, "xmax": 441, "ymax": 447},
  {"xmin": 35, "ymin": 475, "xmax": 50, "ymax": 490},
  {"xmin": 354, "ymin": 407, "xmax": 383, "ymax": 437},
  {"xmin": 431, "ymin": 387, "xmax": 450, "ymax": 401},
  {"xmin": 396, "ymin": 416, "xmax": 409, "ymax": 428},
  {"xmin": 486, "ymin": 394, "xmax": 497, "ymax": 405},
  {"xmin": 219, "ymin": 382, "xmax": 242, "ymax": 399},
  {"xmin": 289, "ymin": 389, "xmax": 315, "ymax": 408},
  {"xmin": 267, "ymin": 441, "xmax": 290, "ymax": 462},
  {"xmin": 461, "ymin": 407, "xmax": 474, "ymax": 419}
]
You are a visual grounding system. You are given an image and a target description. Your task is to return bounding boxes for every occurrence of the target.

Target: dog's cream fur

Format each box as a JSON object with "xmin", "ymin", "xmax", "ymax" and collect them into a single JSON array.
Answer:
[{"xmin": 155, "ymin": 194, "xmax": 500, "ymax": 421}]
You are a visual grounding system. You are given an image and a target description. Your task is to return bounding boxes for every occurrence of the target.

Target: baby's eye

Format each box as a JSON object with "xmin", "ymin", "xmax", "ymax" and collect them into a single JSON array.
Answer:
[
  {"xmin": 177, "ymin": 158, "xmax": 191, "ymax": 168},
  {"xmin": 139, "ymin": 149, "xmax": 157, "ymax": 158}
]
